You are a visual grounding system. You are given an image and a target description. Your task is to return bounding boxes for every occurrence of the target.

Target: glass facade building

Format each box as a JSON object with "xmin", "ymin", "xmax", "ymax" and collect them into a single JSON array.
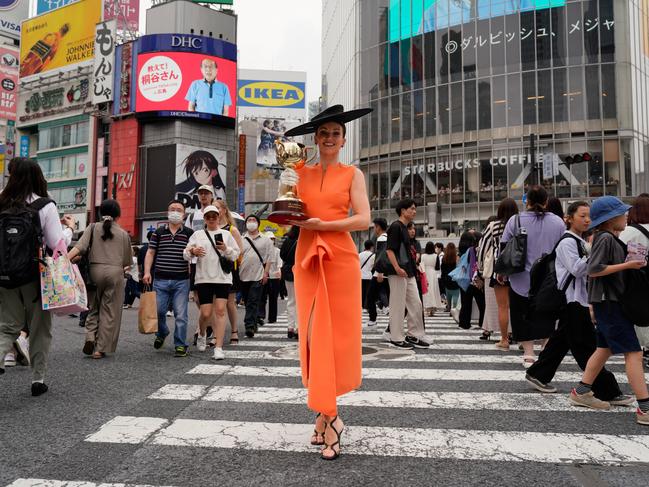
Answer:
[{"xmin": 323, "ymin": 0, "xmax": 649, "ymax": 235}]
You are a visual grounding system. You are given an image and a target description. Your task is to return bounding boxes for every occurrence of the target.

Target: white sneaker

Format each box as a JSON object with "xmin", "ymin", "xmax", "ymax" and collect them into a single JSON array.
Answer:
[
  {"xmin": 196, "ymin": 334, "xmax": 207, "ymax": 352},
  {"xmin": 382, "ymin": 330, "xmax": 391, "ymax": 342},
  {"xmin": 212, "ymin": 347, "xmax": 225, "ymax": 360},
  {"xmin": 15, "ymin": 335, "xmax": 30, "ymax": 366},
  {"xmin": 4, "ymin": 352, "xmax": 16, "ymax": 367},
  {"xmin": 380, "ymin": 307, "xmax": 390, "ymax": 316},
  {"xmin": 367, "ymin": 320, "xmax": 376, "ymax": 327},
  {"xmin": 166, "ymin": 311, "xmax": 174, "ymax": 317}
]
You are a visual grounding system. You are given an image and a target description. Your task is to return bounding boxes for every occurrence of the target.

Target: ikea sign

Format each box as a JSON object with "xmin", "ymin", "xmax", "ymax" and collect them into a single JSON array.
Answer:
[{"xmin": 237, "ymin": 80, "xmax": 305, "ymax": 109}]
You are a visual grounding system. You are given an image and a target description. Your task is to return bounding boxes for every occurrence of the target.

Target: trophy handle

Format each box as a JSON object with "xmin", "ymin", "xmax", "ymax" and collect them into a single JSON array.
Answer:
[{"xmin": 304, "ymin": 146, "xmax": 318, "ymax": 165}]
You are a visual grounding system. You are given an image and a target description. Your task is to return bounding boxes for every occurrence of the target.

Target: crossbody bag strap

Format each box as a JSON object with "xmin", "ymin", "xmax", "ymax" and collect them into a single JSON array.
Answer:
[
  {"xmin": 631, "ymin": 223, "xmax": 649, "ymax": 242},
  {"xmin": 361, "ymin": 252, "xmax": 374, "ymax": 269},
  {"xmin": 87, "ymin": 223, "xmax": 95, "ymax": 256},
  {"xmin": 245, "ymin": 236, "xmax": 265, "ymax": 266},
  {"xmin": 204, "ymin": 229, "xmax": 224, "ymax": 258}
]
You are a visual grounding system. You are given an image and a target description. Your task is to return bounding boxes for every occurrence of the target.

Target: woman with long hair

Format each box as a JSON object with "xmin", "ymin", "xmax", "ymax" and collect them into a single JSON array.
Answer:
[
  {"xmin": 421, "ymin": 241, "xmax": 443, "ymax": 316},
  {"xmin": 69, "ymin": 199, "xmax": 132, "ymax": 359},
  {"xmin": 441, "ymin": 242, "xmax": 460, "ymax": 311},
  {"xmin": 500, "ymin": 186, "xmax": 565, "ymax": 368},
  {"xmin": 282, "ymin": 104, "xmax": 372, "ymax": 460},
  {"xmin": 457, "ymin": 229, "xmax": 485, "ymax": 330},
  {"xmin": 280, "ymin": 225, "xmax": 300, "ymax": 339},
  {"xmin": 213, "ymin": 198, "xmax": 244, "ymax": 345},
  {"xmin": 0, "ymin": 158, "xmax": 74, "ymax": 395},
  {"xmin": 478, "ymin": 198, "xmax": 518, "ymax": 348}
]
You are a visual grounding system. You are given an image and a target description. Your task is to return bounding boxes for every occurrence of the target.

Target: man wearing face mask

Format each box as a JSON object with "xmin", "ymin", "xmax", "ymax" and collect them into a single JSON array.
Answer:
[
  {"xmin": 239, "ymin": 215, "xmax": 273, "ymax": 338},
  {"xmin": 143, "ymin": 200, "xmax": 194, "ymax": 356}
]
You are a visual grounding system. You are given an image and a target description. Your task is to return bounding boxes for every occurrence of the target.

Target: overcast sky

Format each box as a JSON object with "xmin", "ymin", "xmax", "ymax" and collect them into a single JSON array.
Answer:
[{"xmin": 140, "ymin": 0, "xmax": 322, "ymax": 102}]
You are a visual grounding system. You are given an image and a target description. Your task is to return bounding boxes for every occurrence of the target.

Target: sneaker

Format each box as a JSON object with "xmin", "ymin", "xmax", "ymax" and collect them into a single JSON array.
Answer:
[
  {"xmin": 4, "ymin": 353, "xmax": 16, "ymax": 367},
  {"xmin": 569, "ymin": 389, "xmax": 611, "ymax": 410},
  {"xmin": 174, "ymin": 346, "xmax": 188, "ymax": 357},
  {"xmin": 15, "ymin": 336, "xmax": 30, "ymax": 366},
  {"xmin": 196, "ymin": 334, "xmax": 207, "ymax": 352},
  {"xmin": 382, "ymin": 330, "xmax": 391, "ymax": 342},
  {"xmin": 405, "ymin": 336, "xmax": 430, "ymax": 349},
  {"xmin": 636, "ymin": 408, "xmax": 649, "ymax": 425},
  {"xmin": 525, "ymin": 374, "xmax": 557, "ymax": 393},
  {"xmin": 367, "ymin": 320, "xmax": 377, "ymax": 327},
  {"xmin": 380, "ymin": 307, "xmax": 390, "ymax": 316},
  {"xmin": 388, "ymin": 340, "xmax": 414, "ymax": 350},
  {"xmin": 287, "ymin": 328, "xmax": 295, "ymax": 339},
  {"xmin": 166, "ymin": 311, "xmax": 174, "ymax": 317},
  {"xmin": 245, "ymin": 328, "xmax": 255, "ymax": 338},
  {"xmin": 31, "ymin": 382, "xmax": 48, "ymax": 396},
  {"xmin": 212, "ymin": 347, "xmax": 225, "ymax": 360},
  {"xmin": 122, "ymin": 304, "xmax": 129, "ymax": 309},
  {"xmin": 153, "ymin": 336, "xmax": 166, "ymax": 350},
  {"xmin": 608, "ymin": 394, "xmax": 635, "ymax": 406}
]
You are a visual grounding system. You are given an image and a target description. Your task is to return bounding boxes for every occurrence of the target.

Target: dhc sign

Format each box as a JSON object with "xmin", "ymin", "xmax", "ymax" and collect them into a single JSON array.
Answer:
[{"xmin": 237, "ymin": 80, "xmax": 305, "ymax": 109}]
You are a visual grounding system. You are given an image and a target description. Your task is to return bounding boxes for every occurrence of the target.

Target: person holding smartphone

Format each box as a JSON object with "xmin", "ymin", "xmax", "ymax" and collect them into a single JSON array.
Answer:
[{"xmin": 183, "ymin": 206, "xmax": 240, "ymax": 360}]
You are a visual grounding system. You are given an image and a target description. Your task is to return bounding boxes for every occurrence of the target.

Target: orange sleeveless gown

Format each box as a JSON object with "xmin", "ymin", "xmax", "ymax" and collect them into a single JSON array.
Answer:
[{"xmin": 294, "ymin": 162, "xmax": 362, "ymax": 417}]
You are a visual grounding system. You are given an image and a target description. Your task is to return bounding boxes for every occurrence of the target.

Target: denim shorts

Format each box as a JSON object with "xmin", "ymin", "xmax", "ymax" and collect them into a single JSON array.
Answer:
[{"xmin": 593, "ymin": 302, "xmax": 642, "ymax": 354}]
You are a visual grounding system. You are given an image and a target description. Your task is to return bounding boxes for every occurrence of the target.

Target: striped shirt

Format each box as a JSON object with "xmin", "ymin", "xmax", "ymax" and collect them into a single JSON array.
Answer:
[
  {"xmin": 477, "ymin": 220, "xmax": 506, "ymax": 279},
  {"xmin": 149, "ymin": 225, "xmax": 194, "ymax": 280}
]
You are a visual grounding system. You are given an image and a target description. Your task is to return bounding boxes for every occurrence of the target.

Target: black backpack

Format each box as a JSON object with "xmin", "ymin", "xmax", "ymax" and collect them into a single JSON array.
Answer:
[
  {"xmin": 528, "ymin": 233, "xmax": 584, "ymax": 320},
  {"xmin": 611, "ymin": 226, "xmax": 649, "ymax": 326},
  {"xmin": 0, "ymin": 197, "xmax": 53, "ymax": 288}
]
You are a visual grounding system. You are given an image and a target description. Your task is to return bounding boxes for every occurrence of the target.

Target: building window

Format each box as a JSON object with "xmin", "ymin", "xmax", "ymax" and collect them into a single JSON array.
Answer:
[{"xmin": 38, "ymin": 120, "xmax": 89, "ymax": 151}]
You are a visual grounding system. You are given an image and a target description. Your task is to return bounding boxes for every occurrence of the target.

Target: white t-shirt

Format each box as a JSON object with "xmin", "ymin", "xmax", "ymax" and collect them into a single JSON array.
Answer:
[
  {"xmin": 27, "ymin": 194, "xmax": 72, "ymax": 250},
  {"xmin": 183, "ymin": 228, "xmax": 240, "ymax": 285},
  {"xmin": 359, "ymin": 250, "xmax": 375, "ymax": 280}
]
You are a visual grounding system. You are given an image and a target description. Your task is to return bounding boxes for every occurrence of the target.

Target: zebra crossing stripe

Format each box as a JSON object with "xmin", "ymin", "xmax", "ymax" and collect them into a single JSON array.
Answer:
[
  {"xmin": 148, "ymin": 384, "xmax": 630, "ymax": 413},
  {"xmin": 185, "ymin": 364, "xmax": 628, "ymax": 383},
  {"xmin": 229, "ymin": 341, "xmax": 544, "ymax": 351},
  {"xmin": 5, "ymin": 480, "xmax": 174, "ymax": 487},
  {"xmin": 251, "ymin": 333, "xmax": 485, "ymax": 340},
  {"xmin": 84, "ymin": 416, "xmax": 649, "ymax": 464}
]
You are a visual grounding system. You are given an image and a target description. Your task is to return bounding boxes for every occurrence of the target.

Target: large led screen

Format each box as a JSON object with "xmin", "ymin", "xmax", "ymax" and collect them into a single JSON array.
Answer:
[{"xmin": 135, "ymin": 51, "xmax": 237, "ymax": 118}]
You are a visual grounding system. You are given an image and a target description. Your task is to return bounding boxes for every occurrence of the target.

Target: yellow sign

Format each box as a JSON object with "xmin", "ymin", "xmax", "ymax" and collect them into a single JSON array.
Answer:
[
  {"xmin": 238, "ymin": 81, "xmax": 305, "ymax": 108},
  {"xmin": 260, "ymin": 220, "xmax": 288, "ymax": 239},
  {"xmin": 20, "ymin": 0, "xmax": 102, "ymax": 79}
]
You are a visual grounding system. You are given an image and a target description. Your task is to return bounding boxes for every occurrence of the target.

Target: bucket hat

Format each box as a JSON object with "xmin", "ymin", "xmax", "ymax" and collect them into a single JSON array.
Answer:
[
  {"xmin": 589, "ymin": 196, "xmax": 631, "ymax": 229},
  {"xmin": 284, "ymin": 104, "xmax": 372, "ymax": 137}
]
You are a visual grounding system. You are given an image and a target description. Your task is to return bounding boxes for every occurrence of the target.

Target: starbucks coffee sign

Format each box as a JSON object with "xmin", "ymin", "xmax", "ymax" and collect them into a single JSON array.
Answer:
[{"xmin": 403, "ymin": 154, "xmax": 544, "ymax": 176}]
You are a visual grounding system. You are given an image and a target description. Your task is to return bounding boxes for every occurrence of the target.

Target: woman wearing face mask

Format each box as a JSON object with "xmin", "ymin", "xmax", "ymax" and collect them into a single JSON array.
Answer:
[
  {"xmin": 69, "ymin": 200, "xmax": 132, "ymax": 359},
  {"xmin": 281, "ymin": 105, "xmax": 372, "ymax": 461},
  {"xmin": 184, "ymin": 206, "xmax": 239, "ymax": 360}
]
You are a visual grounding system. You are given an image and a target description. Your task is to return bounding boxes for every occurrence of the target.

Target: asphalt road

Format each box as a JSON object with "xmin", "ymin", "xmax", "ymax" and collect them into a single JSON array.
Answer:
[{"xmin": 1, "ymin": 300, "xmax": 649, "ymax": 487}]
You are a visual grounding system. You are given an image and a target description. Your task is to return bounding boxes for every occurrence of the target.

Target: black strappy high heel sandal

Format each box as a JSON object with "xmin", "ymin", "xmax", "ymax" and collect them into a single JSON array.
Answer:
[
  {"xmin": 310, "ymin": 413, "xmax": 325, "ymax": 446},
  {"xmin": 321, "ymin": 416, "xmax": 344, "ymax": 460}
]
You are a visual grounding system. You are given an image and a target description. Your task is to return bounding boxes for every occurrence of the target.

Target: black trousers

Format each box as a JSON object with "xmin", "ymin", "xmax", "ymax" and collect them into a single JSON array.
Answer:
[
  {"xmin": 240, "ymin": 280, "xmax": 263, "ymax": 331},
  {"xmin": 258, "ymin": 278, "xmax": 280, "ymax": 323},
  {"xmin": 527, "ymin": 302, "xmax": 622, "ymax": 401},
  {"xmin": 459, "ymin": 284, "xmax": 485, "ymax": 329},
  {"xmin": 361, "ymin": 279, "xmax": 372, "ymax": 309},
  {"xmin": 366, "ymin": 277, "xmax": 390, "ymax": 321}
]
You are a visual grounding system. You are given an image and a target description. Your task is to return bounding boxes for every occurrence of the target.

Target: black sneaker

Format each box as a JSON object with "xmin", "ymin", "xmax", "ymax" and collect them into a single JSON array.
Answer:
[
  {"xmin": 31, "ymin": 382, "xmax": 48, "ymax": 396},
  {"xmin": 0, "ymin": 366, "xmax": 4, "ymax": 375},
  {"xmin": 154, "ymin": 335, "xmax": 166, "ymax": 349},
  {"xmin": 405, "ymin": 336, "xmax": 430, "ymax": 348},
  {"xmin": 245, "ymin": 328, "xmax": 255, "ymax": 338},
  {"xmin": 388, "ymin": 340, "xmax": 414, "ymax": 350},
  {"xmin": 174, "ymin": 346, "xmax": 188, "ymax": 357},
  {"xmin": 525, "ymin": 373, "xmax": 557, "ymax": 393},
  {"xmin": 257, "ymin": 318, "xmax": 265, "ymax": 326}
]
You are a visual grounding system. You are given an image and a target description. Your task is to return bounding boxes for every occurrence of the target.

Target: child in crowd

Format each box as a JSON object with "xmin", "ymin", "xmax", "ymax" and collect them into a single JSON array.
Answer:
[{"xmin": 570, "ymin": 196, "xmax": 649, "ymax": 425}]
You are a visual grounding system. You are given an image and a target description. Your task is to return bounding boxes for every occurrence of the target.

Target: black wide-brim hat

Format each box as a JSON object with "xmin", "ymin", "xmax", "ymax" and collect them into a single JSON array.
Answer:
[{"xmin": 284, "ymin": 104, "xmax": 372, "ymax": 137}]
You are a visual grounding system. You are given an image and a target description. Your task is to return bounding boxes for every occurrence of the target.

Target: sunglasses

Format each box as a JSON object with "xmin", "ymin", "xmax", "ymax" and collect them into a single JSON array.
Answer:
[{"xmin": 204, "ymin": 213, "xmax": 219, "ymax": 220}]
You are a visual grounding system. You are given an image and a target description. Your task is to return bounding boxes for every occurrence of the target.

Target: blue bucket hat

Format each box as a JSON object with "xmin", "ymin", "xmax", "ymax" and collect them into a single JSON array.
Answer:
[{"xmin": 589, "ymin": 196, "xmax": 632, "ymax": 230}]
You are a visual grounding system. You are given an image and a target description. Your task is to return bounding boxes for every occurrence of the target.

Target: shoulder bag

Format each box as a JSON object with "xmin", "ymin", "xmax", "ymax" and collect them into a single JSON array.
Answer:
[
  {"xmin": 374, "ymin": 242, "xmax": 410, "ymax": 275},
  {"xmin": 205, "ymin": 230, "xmax": 233, "ymax": 274},
  {"xmin": 494, "ymin": 214, "xmax": 527, "ymax": 276},
  {"xmin": 245, "ymin": 236, "xmax": 266, "ymax": 266},
  {"xmin": 78, "ymin": 223, "xmax": 96, "ymax": 290}
]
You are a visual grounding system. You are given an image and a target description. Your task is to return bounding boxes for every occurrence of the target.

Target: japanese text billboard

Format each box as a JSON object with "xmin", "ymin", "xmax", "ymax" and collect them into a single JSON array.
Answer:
[
  {"xmin": 135, "ymin": 51, "xmax": 237, "ymax": 119},
  {"xmin": 93, "ymin": 20, "xmax": 117, "ymax": 104},
  {"xmin": 20, "ymin": 0, "xmax": 102, "ymax": 80}
]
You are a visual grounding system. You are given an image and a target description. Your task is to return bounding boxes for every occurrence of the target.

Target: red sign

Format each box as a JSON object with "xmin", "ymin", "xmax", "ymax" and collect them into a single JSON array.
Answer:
[
  {"xmin": 135, "ymin": 51, "xmax": 236, "ymax": 118},
  {"xmin": 0, "ymin": 45, "xmax": 18, "ymax": 121},
  {"xmin": 104, "ymin": 0, "xmax": 140, "ymax": 32}
]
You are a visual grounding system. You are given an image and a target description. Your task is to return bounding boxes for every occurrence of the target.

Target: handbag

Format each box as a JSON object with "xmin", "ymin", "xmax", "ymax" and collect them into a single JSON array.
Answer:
[
  {"xmin": 138, "ymin": 284, "xmax": 158, "ymax": 334},
  {"xmin": 449, "ymin": 250, "xmax": 472, "ymax": 291},
  {"xmin": 494, "ymin": 214, "xmax": 527, "ymax": 276},
  {"xmin": 205, "ymin": 230, "xmax": 234, "ymax": 274},
  {"xmin": 420, "ymin": 267, "xmax": 429, "ymax": 294},
  {"xmin": 374, "ymin": 242, "xmax": 410, "ymax": 275},
  {"xmin": 77, "ymin": 223, "xmax": 96, "ymax": 290},
  {"xmin": 40, "ymin": 240, "xmax": 88, "ymax": 315}
]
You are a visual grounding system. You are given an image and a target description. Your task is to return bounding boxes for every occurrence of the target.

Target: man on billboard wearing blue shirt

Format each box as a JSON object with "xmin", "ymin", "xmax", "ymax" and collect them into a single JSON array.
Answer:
[{"xmin": 185, "ymin": 58, "xmax": 232, "ymax": 116}]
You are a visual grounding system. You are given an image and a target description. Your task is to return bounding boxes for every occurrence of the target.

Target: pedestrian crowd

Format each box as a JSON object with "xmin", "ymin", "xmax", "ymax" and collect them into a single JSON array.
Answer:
[{"xmin": 1, "ymin": 156, "xmax": 649, "ymax": 435}]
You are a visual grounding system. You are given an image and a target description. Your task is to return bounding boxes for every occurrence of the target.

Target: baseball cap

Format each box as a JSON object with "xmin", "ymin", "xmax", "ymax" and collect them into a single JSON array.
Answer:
[
  {"xmin": 588, "ymin": 196, "xmax": 631, "ymax": 230},
  {"xmin": 202, "ymin": 205, "xmax": 220, "ymax": 216},
  {"xmin": 197, "ymin": 185, "xmax": 214, "ymax": 194}
]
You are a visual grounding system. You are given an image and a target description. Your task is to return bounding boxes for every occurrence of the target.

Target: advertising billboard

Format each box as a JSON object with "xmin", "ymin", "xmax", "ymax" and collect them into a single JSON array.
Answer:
[
  {"xmin": 20, "ymin": 0, "xmax": 102, "ymax": 80},
  {"xmin": 0, "ymin": 45, "xmax": 18, "ymax": 121},
  {"xmin": 37, "ymin": 0, "xmax": 140, "ymax": 32},
  {"xmin": 175, "ymin": 144, "xmax": 227, "ymax": 210},
  {"xmin": 238, "ymin": 79, "xmax": 306, "ymax": 109},
  {"xmin": 136, "ymin": 51, "xmax": 236, "ymax": 118},
  {"xmin": 0, "ymin": 0, "xmax": 30, "ymax": 40},
  {"xmin": 93, "ymin": 20, "xmax": 117, "ymax": 104}
]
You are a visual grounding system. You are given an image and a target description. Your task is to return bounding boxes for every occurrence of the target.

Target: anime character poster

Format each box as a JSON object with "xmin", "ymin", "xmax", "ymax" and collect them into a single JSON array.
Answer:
[{"xmin": 175, "ymin": 144, "xmax": 227, "ymax": 211}]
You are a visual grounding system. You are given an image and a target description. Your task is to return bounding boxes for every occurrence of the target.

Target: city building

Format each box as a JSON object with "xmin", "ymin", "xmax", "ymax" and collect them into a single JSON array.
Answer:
[
  {"xmin": 237, "ymin": 68, "xmax": 307, "ymax": 226},
  {"xmin": 322, "ymin": 0, "xmax": 649, "ymax": 236}
]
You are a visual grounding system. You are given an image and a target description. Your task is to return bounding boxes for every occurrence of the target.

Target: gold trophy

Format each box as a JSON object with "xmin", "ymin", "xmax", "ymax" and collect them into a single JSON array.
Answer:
[{"xmin": 268, "ymin": 139, "xmax": 315, "ymax": 225}]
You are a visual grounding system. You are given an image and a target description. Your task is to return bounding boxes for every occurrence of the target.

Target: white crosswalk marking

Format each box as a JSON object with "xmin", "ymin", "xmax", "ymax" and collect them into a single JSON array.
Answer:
[{"xmin": 76, "ymin": 312, "xmax": 648, "ymax": 468}]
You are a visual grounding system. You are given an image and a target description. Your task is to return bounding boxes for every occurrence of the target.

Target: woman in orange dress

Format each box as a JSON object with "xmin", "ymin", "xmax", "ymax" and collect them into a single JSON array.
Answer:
[{"xmin": 283, "ymin": 105, "xmax": 372, "ymax": 460}]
